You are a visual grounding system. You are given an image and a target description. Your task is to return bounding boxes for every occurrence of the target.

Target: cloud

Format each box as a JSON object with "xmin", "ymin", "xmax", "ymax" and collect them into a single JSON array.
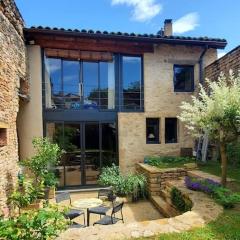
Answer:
[
  {"xmin": 217, "ymin": 51, "xmax": 226, "ymax": 59},
  {"xmin": 173, "ymin": 12, "xmax": 199, "ymax": 34},
  {"xmin": 111, "ymin": 0, "xmax": 162, "ymax": 22}
]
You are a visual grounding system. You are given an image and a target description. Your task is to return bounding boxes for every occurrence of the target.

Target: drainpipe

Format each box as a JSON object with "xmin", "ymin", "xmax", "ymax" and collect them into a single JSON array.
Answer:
[{"xmin": 198, "ymin": 45, "xmax": 208, "ymax": 85}]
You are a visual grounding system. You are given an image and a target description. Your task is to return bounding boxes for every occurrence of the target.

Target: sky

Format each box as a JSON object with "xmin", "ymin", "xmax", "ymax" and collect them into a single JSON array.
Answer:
[{"xmin": 16, "ymin": 0, "xmax": 240, "ymax": 58}]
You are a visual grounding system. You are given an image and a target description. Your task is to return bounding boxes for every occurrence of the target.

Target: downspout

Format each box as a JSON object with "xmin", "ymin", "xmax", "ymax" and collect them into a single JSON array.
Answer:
[{"xmin": 198, "ymin": 45, "xmax": 208, "ymax": 85}]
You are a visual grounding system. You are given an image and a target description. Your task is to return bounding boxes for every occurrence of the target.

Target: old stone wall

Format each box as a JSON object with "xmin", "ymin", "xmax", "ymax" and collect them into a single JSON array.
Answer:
[
  {"xmin": 118, "ymin": 44, "xmax": 217, "ymax": 172},
  {"xmin": 0, "ymin": 0, "xmax": 26, "ymax": 213},
  {"xmin": 205, "ymin": 45, "xmax": 240, "ymax": 81}
]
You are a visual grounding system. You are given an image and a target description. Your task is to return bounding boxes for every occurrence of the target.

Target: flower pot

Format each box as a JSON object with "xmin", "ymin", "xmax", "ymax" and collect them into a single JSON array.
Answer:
[
  {"xmin": 21, "ymin": 199, "xmax": 43, "ymax": 212},
  {"xmin": 44, "ymin": 187, "xmax": 55, "ymax": 199}
]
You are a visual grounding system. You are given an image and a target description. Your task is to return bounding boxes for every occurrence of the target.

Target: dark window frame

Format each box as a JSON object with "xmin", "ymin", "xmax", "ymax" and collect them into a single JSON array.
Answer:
[
  {"xmin": 173, "ymin": 65, "xmax": 194, "ymax": 92},
  {"xmin": 146, "ymin": 118, "xmax": 160, "ymax": 144},
  {"xmin": 165, "ymin": 118, "xmax": 178, "ymax": 144}
]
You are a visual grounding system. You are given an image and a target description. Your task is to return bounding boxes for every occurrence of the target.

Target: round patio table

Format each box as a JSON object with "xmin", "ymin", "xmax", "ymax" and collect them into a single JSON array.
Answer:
[
  {"xmin": 72, "ymin": 198, "xmax": 103, "ymax": 226},
  {"xmin": 72, "ymin": 198, "xmax": 103, "ymax": 209}
]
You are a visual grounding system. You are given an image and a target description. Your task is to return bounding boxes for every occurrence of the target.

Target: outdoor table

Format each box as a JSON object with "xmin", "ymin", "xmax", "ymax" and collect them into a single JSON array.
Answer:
[{"xmin": 72, "ymin": 198, "xmax": 103, "ymax": 226}]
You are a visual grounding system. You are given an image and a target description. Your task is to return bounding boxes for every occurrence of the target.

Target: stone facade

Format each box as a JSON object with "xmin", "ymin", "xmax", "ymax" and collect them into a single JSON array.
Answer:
[
  {"xmin": 205, "ymin": 45, "xmax": 240, "ymax": 81},
  {"xmin": 118, "ymin": 45, "xmax": 217, "ymax": 172},
  {"xmin": 0, "ymin": 0, "xmax": 26, "ymax": 212}
]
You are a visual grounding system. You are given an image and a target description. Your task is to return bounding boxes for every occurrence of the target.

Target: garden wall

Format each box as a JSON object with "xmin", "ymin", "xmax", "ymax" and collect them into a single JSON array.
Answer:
[
  {"xmin": 136, "ymin": 163, "xmax": 188, "ymax": 196},
  {"xmin": 0, "ymin": 0, "xmax": 27, "ymax": 212}
]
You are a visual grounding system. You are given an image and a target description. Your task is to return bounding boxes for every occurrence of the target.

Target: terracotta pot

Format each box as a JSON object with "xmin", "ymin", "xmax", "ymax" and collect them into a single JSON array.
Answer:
[
  {"xmin": 44, "ymin": 187, "xmax": 55, "ymax": 199},
  {"xmin": 21, "ymin": 200, "xmax": 43, "ymax": 212}
]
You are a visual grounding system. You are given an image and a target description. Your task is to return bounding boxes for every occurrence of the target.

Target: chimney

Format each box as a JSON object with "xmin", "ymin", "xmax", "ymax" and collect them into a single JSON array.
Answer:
[{"xmin": 164, "ymin": 19, "xmax": 172, "ymax": 36}]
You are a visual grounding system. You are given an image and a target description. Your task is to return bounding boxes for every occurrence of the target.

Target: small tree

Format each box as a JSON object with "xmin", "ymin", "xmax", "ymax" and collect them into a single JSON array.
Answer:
[{"xmin": 179, "ymin": 71, "xmax": 240, "ymax": 186}]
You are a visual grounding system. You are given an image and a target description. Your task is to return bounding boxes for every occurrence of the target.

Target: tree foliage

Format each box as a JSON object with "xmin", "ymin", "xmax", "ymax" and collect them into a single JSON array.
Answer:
[{"xmin": 179, "ymin": 71, "xmax": 240, "ymax": 185}]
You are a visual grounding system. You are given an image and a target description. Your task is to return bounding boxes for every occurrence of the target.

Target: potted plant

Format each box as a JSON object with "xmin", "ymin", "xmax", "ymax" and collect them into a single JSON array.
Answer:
[
  {"xmin": 21, "ymin": 137, "xmax": 61, "ymax": 199},
  {"xmin": 43, "ymin": 172, "xmax": 58, "ymax": 199},
  {"xmin": 10, "ymin": 179, "xmax": 44, "ymax": 213}
]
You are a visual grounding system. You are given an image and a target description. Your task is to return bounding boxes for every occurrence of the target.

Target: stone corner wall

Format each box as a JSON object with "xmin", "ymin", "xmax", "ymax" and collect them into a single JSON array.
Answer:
[
  {"xmin": 205, "ymin": 45, "xmax": 240, "ymax": 81},
  {"xmin": 136, "ymin": 163, "xmax": 188, "ymax": 196},
  {"xmin": 0, "ymin": 0, "xmax": 26, "ymax": 214}
]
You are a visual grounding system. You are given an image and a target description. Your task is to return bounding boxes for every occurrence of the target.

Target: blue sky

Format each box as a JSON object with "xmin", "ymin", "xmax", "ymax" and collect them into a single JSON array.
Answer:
[{"xmin": 16, "ymin": 0, "xmax": 239, "ymax": 57}]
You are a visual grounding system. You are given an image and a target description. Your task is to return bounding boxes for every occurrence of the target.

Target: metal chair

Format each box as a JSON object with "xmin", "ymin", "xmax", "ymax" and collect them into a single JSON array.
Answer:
[
  {"xmin": 93, "ymin": 202, "xmax": 124, "ymax": 226},
  {"xmin": 56, "ymin": 192, "xmax": 85, "ymax": 225},
  {"xmin": 87, "ymin": 189, "xmax": 116, "ymax": 226}
]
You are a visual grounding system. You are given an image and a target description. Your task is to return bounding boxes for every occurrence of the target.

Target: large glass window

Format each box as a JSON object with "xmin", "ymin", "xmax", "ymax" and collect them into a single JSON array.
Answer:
[
  {"xmin": 174, "ymin": 65, "xmax": 194, "ymax": 92},
  {"xmin": 122, "ymin": 56, "xmax": 142, "ymax": 110},
  {"xmin": 44, "ymin": 56, "xmax": 115, "ymax": 110}
]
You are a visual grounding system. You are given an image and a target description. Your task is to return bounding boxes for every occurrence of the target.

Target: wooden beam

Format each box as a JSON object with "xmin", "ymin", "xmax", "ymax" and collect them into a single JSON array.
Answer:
[{"xmin": 26, "ymin": 33, "xmax": 154, "ymax": 54}]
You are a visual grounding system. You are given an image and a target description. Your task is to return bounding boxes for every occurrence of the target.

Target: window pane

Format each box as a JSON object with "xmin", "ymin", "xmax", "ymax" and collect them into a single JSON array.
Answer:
[
  {"xmin": 165, "ymin": 118, "xmax": 178, "ymax": 143},
  {"xmin": 99, "ymin": 60, "xmax": 115, "ymax": 109},
  {"xmin": 102, "ymin": 123, "xmax": 117, "ymax": 166},
  {"xmin": 146, "ymin": 118, "xmax": 159, "ymax": 144},
  {"xmin": 174, "ymin": 66, "xmax": 194, "ymax": 92},
  {"xmin": 122, "ymin": 56, "xmax": 142, "ymax": 110},
  {"xmin": 83, "ymin": 62, "xmax": 99, "ymax": 109},
  {"xmin": 63, "ymin": 60, "xmax": 80, "ymax": 109},
  {"xmin": 45, "ymin": 58, "xmax": 62, "ymax": 109}
]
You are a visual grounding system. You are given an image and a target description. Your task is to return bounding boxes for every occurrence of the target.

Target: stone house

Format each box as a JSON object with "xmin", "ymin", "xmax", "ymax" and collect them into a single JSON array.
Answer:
[
  {"xmin": 19, "ymin": 20, "xmax": 226, "ymax": 189},
  {"xmin": 0, "ymin": 0, "xmax": 228, "ymax": 198}
]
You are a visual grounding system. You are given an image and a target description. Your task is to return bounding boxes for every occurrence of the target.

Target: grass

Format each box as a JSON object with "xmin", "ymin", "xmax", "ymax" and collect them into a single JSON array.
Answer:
[{"xmin": 135, "ymin": 209, "xmax": 240, "ymax": 240}]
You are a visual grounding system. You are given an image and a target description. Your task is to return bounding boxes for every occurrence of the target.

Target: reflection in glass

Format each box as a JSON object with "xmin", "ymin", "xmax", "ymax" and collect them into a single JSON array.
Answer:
[
  {"xmin": 85, "ymin": 123, "xmax": 100, "ymax": 184},
  {"xmin": 99, "ymin": 61, "xmax": 115, "ymax": 109},
  {"xmin": 63, "ymin": 61, "xmax": 80, "ymax": 109},
  {"xmin": 83, "ymin": 62, "xmax": 99, "ymax": 109},
  {"xmin": 122, "ymin": 56, "xmax": 142, "ymax": 109},
  {"xmin": 45, "ymin": 58, "xmax": 62, "ymax": 109},
  {"xmin": 102, "ymin": 123, "xmax": 117, "ymax": 167}
]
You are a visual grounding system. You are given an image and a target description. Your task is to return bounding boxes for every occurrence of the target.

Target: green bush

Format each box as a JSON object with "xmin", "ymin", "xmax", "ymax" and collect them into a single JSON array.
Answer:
[
  {"xmin": 145, "ymin": 156, "xmax": 194, "ymax": 168},
  {"xmin": 98, "ymin": 164, "xmax": 146, "ymax": 200},
  {"xmin": 0, "ymin": 205, "xmax": 69, "ymax": 240},
  {"xmin": 170, "ymin": 187, "xmax": 193, "ymax": 212},
  {"xmin": 10, "ymin": 179, "xmax": 44, "ymax": 209},
  {"xmin": 227, "ymin": 141, "xmax": 240, "ymax": 165}
]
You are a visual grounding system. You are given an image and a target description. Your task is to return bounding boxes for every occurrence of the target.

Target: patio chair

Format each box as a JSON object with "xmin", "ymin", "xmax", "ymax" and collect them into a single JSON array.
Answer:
[
  {"xmin": 93, "ymin": 202, "xmax": 124, "ymax": 226},
  {"xmin": 86, "ymin": 189, "xmax": 116, "ymax": 225},
  {"xmin": 55, "ymin": 192, "xmax": 85, "ymax": 225}
]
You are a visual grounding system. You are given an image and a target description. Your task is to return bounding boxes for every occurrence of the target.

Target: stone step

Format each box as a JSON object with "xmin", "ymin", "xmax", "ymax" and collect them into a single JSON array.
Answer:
[{"xmin": 150, "ymin": 195, "xmax": 179, "ymax": 218}]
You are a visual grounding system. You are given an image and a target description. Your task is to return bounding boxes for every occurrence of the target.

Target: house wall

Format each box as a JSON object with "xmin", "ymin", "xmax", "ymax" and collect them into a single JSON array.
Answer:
[
  {"xmin": 118, "ymin": 44, "xmax": 217, "ymax": 172},
  {"xmin": 0, "ymin": 0, "xmax": 26, "ymax": 212},
  {"xmin": 18, "ymin": 45, "xmax": 43, "ymax": 160},
  {"xmin": 205, "ymin": 45, "xmax": 240, "ymax": 81}
]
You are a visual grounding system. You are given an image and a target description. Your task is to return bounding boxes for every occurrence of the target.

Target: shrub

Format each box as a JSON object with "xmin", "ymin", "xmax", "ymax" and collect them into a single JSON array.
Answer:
[
  {"xmin": 171, "ymin": 187, "xmax": 192, "ymax": 212},
  {"xmin": 98, "ymin": 164, "xmax": 146, "ymax": 199},
  {"xmin": 145, "ymin": 156, "xmax": 194, "ymax": 168},
  {"xmin": 0, "ymin": 205, "xmax": 69, "ymax": 240},
  {"xmin": 185, "ymin": 176, "xmax": 240, "ymax": 208}
]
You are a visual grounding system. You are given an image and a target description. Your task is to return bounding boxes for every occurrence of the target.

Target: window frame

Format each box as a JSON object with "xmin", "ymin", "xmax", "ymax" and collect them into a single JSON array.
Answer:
[
  {"xmin": 173, "ymin": 64, "xmax": 194, "ymax": 92},
  {"xmin": 146, "ymin": 118, "xmax": 160, "ymax": 144},
  {"xmin": 165, "ymin": 117, "xmax": 178, "ymax": 144}
]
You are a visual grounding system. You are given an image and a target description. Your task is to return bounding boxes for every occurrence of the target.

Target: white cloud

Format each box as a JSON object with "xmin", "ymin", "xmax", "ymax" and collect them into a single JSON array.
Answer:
[
  {"xmin": 173, "ymin": 12, "xmax": 199, "ymax": 34},
  {"xmin": 111, "ymin": 0, "xmax": 162, "ymax": 22},
  {"xmin": 217, "ymin": 51, "xmax": 226, "ymax": 59}
]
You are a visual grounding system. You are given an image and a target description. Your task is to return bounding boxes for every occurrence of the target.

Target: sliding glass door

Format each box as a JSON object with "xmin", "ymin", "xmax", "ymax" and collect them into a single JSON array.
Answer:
[{"xmin": 46, "ymin": 122, "xmax": 117, "ymax": 188}]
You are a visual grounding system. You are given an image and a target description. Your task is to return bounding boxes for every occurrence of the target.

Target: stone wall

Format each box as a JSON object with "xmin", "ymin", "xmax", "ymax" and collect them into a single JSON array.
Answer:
[
  {"xmin": 205, "ymin": 45, "xmax": 240, "ymax": 81},
  {"xmin": 0, "ymin": 0, "xmax": 26, "ymax": 213},
  {"xmin": 136, "ymin": 163, "xmax": 188, "ymax": 196},
  {"xmin": 118, "ymin": 45, "xmax": 217, "ymax": 172}
]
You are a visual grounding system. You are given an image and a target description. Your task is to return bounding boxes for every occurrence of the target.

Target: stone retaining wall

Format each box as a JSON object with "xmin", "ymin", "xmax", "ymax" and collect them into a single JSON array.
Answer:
[{"xmin": 136, "ymin": 163, "xmax": 188, "ymax": 196}]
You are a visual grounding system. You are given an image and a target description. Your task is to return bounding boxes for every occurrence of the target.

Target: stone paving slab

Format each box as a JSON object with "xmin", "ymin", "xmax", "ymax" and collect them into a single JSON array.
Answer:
[{"xmin": 57, "ymin": 178, "xmax": 223, "ymax": 240}]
